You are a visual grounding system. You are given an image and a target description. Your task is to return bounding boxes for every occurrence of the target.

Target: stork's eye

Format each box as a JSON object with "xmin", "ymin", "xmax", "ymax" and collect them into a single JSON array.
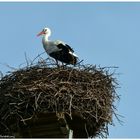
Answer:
[{"xmin": 43, "ymin": 29, "xmax": 47, "ymax": 32}]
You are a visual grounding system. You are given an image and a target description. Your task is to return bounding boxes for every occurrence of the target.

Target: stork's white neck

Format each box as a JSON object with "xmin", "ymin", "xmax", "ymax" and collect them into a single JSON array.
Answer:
[
  {"xmin": 43, "ymin": 34, "xmax": 49, "ymax": 42},
  {"xmin": 42, "ymin": 34, "xmax": 50, "ymax": 46}
]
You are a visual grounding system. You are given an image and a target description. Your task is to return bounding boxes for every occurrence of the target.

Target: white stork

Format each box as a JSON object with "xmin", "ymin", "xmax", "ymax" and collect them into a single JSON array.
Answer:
[{"xmin": 37, "ymin": 27, "xmax": 78, "ymax": 65}]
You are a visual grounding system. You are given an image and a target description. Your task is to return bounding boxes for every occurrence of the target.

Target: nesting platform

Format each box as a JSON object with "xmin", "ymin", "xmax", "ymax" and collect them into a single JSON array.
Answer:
[{"xmin": 0, "ymin": 59, "xmax": 119, "ymax": 138}]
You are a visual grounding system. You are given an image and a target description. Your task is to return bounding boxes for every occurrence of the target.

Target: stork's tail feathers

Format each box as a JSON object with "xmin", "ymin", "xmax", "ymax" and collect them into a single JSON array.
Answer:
[
  {"xmin": 71, "ymin": 57, "xmax": 83, "ymax": 66},
  {"xmin": 69, "ymin": 54, "xmax": 78, "ymax": 65},
  {"xmin": 68, "ymin": 52, "xmax": 78, "ymax": 65}
]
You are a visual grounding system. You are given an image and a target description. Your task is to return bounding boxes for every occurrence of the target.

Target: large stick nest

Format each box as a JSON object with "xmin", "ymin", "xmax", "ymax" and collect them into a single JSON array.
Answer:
[{"xmin": 0, "ymin": 58, "xmax": 119, "ymax": 138}]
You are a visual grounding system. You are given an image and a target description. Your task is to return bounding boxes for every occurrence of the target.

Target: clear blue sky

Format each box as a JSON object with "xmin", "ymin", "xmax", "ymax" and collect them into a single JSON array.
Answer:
[{"xmin": 0, "ymin": 2, "xmax": 140, "ymax": 138}]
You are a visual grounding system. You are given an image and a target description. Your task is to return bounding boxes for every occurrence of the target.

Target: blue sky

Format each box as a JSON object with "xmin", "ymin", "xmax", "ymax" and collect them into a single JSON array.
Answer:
[{"xmin": 0, "ymin": 2, "xmax": 140, "ymax": 138}]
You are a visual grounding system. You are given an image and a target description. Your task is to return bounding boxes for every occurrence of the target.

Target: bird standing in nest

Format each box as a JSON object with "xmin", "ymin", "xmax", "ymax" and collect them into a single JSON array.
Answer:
[{"xmin": 37, "ymin": 27, "xmax": 78, "ymax": 66}]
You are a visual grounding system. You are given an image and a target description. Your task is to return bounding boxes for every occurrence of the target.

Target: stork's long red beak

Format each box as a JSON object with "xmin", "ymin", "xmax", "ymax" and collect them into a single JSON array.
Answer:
[{"xmin": 37, "ymin": 31, "xmax": 45, "ymax": 37}]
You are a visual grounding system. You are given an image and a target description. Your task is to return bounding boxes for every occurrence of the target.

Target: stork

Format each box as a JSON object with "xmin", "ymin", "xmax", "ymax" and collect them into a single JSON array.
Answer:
[{"xmin": 37, "ymin": 27, "xmax": 78, "ymax": 65}]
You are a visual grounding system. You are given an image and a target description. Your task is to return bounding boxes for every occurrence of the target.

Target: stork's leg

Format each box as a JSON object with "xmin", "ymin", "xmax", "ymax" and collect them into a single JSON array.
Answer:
[
  {"xmin": 55, "ymin": 59, "xmax": 60, "ymax": 67},
  {"xmin": 64, "ymin": 63, "xmax": 68, "ymax": 67},
  {"xmin": 62, "ymin": 62, "xmax": 65, "ymax": 68}
]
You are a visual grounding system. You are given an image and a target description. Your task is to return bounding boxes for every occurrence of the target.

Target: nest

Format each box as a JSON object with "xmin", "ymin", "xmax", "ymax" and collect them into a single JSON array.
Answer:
[{"xmin": 0, "ymin": 58, "xmax": 119, "ymax": 138}]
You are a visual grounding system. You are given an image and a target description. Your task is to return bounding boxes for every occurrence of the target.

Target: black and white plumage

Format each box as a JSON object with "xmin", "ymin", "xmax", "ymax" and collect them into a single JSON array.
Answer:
[{"xmin": 37, "ymin": 27, "xmax": 78, "ymax": 65}]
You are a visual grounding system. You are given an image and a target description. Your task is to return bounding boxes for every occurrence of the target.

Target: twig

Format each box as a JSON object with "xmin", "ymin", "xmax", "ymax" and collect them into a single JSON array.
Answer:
[
  {"xmin": 24, "ymin": 52, "xmax": 31, "ymax": 67},
  {"xmin": 0, "ymin": 63, "xmax": 17, "ymax": 71},
  {"xmin": 85, "ymin": 123, "xmax": 89, "ymax": 138},
  {"xmin": 35, "ymin": 92, "xmax": 42, "ymax": 109},
  {"xmin": 69, "ymin": 94, "xmax": 73, "ymax": 120},
  {"xmin": 0, "ymin": 71, "xmax": 3, "ymax": 79},
  {"xmin": 30, "ymin": 52, "xmax": 46, "ymax": 65}
]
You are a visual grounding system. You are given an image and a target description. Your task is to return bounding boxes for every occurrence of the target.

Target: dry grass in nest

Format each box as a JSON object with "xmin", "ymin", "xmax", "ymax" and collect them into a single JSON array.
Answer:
[{"xmin": 0, "ymin": 58, "xmax": 120, "ymax": 138}]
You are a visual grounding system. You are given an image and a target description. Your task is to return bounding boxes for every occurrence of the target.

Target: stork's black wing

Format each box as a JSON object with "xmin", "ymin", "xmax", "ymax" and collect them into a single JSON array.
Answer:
[
  {"xmin": 57, "ymin": 43, "xmax": 74, "ymax": 53},
  {"xmin": 65, "ymin": 44, "xmax": 74, "ymax": 52}
]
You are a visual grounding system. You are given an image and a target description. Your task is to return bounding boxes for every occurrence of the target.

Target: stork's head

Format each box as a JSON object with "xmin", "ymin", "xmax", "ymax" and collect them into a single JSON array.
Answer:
[{"xmin": 37, "ymin": 27, "xmax": 51, "ymax": 37}]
